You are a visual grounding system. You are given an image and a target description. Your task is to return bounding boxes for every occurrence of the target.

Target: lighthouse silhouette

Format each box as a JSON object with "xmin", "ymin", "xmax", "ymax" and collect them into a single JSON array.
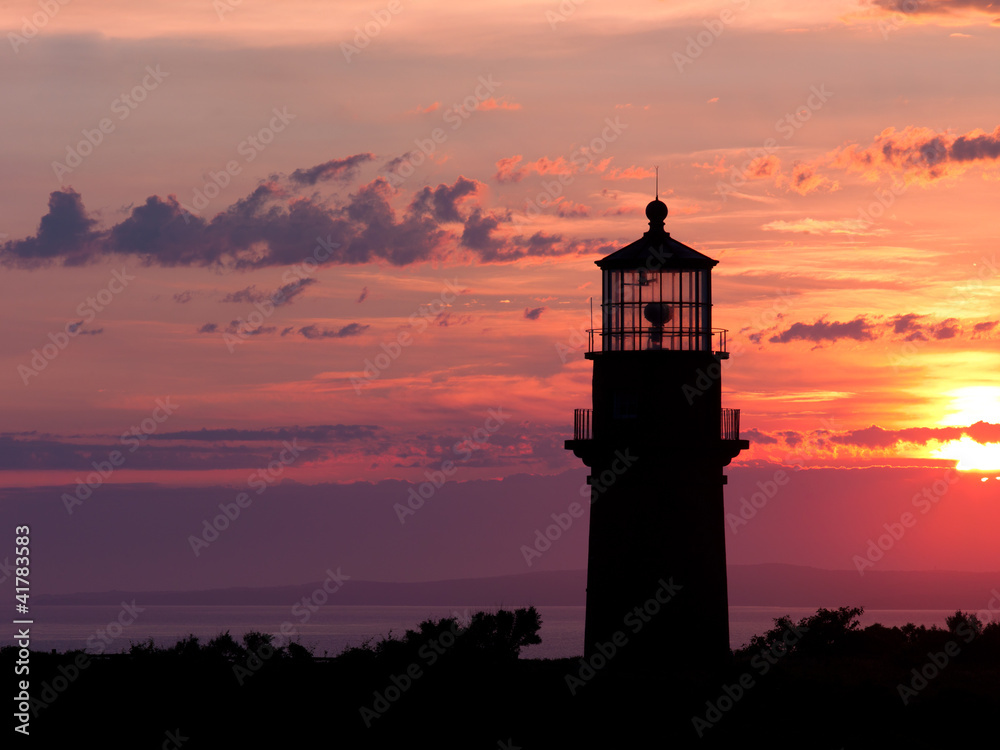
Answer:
[{"xmin": 566, "ymin": 193, "xmax": 748, "ymax": 670}]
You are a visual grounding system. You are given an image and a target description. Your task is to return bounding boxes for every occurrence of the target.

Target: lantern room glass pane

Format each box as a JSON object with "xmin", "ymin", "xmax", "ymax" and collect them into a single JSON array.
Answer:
[{"xmin": 601, "ymin": 267, "xmax": 711, "ymax": 351}]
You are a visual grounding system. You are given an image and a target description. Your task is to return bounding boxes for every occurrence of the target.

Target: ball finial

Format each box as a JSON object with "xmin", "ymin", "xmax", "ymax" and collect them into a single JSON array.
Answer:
[{"xmin": 646, "ymin": 198, "xmax": 668, "ymax": 229}]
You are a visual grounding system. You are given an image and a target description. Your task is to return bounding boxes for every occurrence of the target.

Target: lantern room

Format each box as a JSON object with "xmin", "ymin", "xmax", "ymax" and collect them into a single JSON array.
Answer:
[{"xmin": 594, "ymin": 198, "xmax": 723, "ymax": 355}]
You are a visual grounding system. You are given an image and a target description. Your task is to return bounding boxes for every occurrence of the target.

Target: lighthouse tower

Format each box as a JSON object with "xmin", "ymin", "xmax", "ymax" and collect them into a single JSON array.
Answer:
[{"xmin": 566, "ymin": 196, "xmax": 748, "ymax": 669}]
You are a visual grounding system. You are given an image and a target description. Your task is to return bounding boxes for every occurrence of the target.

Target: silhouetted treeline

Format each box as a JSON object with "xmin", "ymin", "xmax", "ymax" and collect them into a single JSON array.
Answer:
[{"xmin": 5, "ymin": 606, "xmax": 999, "ymax": 748}]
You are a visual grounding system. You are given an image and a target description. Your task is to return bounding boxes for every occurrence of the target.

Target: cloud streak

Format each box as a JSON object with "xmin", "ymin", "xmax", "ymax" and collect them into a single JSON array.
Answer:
[
  {"xmin": 868, "ymin": 0, "xmax": 1000, "ymax": 21},
  {"xmin": 289, "ymin": 153, "xmax": 376, "ymax": 186},
  {"xmin": 298, "ymin": 323, "xmax": 369, "ymax": 339},
  {"xmin": 743, "ymin": 421, "xmax": 1000, "ymax": 460},
  {"xmin": 757, "ymin": 313, "xmax": 996, "ymax": 346},
  {"xmin": 221, "ymin": 278, "xmax": 317, "ymax": 306},
  {"xmin": 768, "ymin": 316, "xmax": 875, "ymax": 344}
]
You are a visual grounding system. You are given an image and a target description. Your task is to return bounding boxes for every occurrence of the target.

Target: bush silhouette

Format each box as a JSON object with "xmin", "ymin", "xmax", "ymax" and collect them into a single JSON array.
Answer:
[
  {"xmin": 338, "ymin": 606, "xmax": 543, "ymax": 666},
  {"xmin": 737, "ymin": 605, "xmax": 864, "ymax": 658}
]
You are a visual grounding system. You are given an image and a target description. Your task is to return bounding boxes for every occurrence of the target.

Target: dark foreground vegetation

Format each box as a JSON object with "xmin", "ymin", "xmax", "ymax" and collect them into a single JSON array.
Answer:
[{"xmin": 6, "ymin": 606, "xmax": 1000, "ymax": 748}]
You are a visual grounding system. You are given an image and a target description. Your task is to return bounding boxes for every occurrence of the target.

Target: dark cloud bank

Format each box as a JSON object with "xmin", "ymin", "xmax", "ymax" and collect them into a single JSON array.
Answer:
[{"xmin": 2, "ymin": 156, "xmax": 612, "ymax": 271}]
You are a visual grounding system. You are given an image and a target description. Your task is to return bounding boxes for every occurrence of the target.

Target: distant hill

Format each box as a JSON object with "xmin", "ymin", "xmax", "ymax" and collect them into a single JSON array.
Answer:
[
  {"xmin": 35, "ymin": 570, "xmax": 587, "ymax": 606},
  {"xmin": 36, "ymin": 564, "xmax": 1000, "ymax": 609},
  {"xmin": 728, "ymin": 563, "xmax": 1000, "ymax": 609}
]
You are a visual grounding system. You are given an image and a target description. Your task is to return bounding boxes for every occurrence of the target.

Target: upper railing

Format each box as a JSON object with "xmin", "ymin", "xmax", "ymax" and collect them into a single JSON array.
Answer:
[
  {"xmin": 587, "ymin": 328, "xmax": 728, "ymax": 355},
  {"xmin": 721, "ymin": 408, "xmax": 740, "ymax": 441},
  {"xmin": 572, "ymin": 407, "xmax": 741, "ymax": 441}
]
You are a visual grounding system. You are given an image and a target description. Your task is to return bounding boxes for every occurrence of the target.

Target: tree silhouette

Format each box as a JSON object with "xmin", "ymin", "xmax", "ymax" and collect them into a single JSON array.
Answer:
[
  {"xmin": 946, "ymin": 610, "xmax": 984, "ymax": 638},
  {"xmin": 464, "ymin": 606, "xmax": 543, "ymax": 659},
  {"xmin": 338, "ymin": 606, "xmax": 543, "ymax": 665},
  {"xmin": 207, "ymin": 630, "xmax": 246, "ymax": 661},
  {"xmin": 738, "ymin": 605, "xmax": 864, "ymax": 658}
]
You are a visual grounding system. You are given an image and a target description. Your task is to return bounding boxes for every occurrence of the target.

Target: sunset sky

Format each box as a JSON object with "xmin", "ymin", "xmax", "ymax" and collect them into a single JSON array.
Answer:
[{"xmin": 2, "ymin": 0, "xmax": 999, "ymax": 593}]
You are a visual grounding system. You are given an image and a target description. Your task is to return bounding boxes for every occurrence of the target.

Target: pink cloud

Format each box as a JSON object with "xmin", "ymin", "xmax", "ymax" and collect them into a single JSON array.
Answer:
[
  {"xmin": 477, "ymin": 97, "xmax": 521, "ymax": 111},
  {"xmin": 405, "ymin": 102, "xmax": 442, "ymax": 115},
  {"xmin": 602, "ymin": 166, "xmax": 656, "ymax": 181}
]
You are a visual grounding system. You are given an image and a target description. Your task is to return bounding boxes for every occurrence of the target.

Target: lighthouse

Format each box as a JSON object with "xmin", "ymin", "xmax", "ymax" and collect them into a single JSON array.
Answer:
[{"xmin": 566, "ymin": 195, "xmax": 748, "ymax": 670}]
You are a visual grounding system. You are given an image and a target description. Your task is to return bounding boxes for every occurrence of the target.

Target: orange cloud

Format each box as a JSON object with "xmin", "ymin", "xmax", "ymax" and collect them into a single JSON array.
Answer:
[
  {"xmin": 748, "ymin": 124, "xmax": 1000, "ymax": 196},
  {"xmin": 747, "ymin": 154, "xmax": 781, "ymax": 178},
  {"xmin": 827, "ymin": 124, "xmax": 1000, "ymax": 184},
  {"xmin": 532, "ymin": 156, "xmax": 575, "ymax": 175},
  {"xmin": 603, "ymin": 166, "xmax": 656, "ymax": 181},
  {"xmin": 478, "ymin": 97, "xmax": 521, "ymax": 111},
  {"xmin": 761, "ymin": 218, "xmax": 884, "ymax": 235},
  {"xmin": 495, "ymin": 155, "xmax": 527, "ymax": 183},
  {"xmin": 493, "ymin": 154, "xmax": 583, "ymax": 183},
  {"xmin": 556, "ymin": 200, "xmax": 591, "ymax": 218},
  {"xmin": 693, "ymin": 155, "xmax": 729, "ymax": 175},
  {"xmin": 781, "ymin": 163, "xmax": 839, "ymax": 195},
  {"xmin": 405, "ymin": 102, "xmax": 441, "ymax": 115},
  {"xmin": 865, "ymin": 0, "xmax": 1000, "ymax": 25}
]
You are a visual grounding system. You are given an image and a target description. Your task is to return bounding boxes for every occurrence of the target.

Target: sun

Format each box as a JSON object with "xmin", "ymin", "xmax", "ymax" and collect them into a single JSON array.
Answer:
[
  {"xmin": 933, "ymin": 436, "xmax": 1000, "ymax": 471},
  {"xmin": 931, "ymin": 387, "xmax": 1000, "ymax": 471}
]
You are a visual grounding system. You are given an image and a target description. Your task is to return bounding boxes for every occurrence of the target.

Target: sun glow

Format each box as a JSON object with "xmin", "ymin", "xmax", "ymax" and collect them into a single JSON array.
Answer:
[
  {"xmin": 938, "ymin": 386, "xmax": 1000, "ymax": 427},
  {"xmin": 934, "ymin": 436, "xmax": 1000, "ymax": 471}
]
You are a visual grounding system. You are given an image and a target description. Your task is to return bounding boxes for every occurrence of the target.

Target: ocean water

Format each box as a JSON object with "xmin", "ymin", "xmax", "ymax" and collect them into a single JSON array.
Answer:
[{"xmin": 11, "ymin": 604, "xmax": 965, "ymax": 659}]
